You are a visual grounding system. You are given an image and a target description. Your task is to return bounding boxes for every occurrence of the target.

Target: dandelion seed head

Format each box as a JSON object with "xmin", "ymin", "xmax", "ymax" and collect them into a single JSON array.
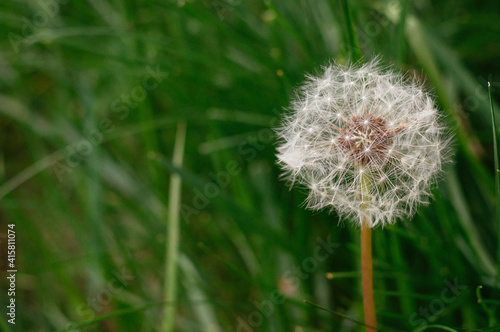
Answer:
[{"xmin": 275, "ymin": 59, "xmax": 452, "ymax": 227}]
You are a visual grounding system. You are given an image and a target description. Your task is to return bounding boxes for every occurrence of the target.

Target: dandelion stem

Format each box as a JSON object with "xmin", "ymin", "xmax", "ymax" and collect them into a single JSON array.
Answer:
[
  {"xmin": 361, "ymin": 172, "xmax": 377, "ymax": 331},
  {"xmin": 361, "ymin": 222, "xmax": 377, "ymax": 331}
]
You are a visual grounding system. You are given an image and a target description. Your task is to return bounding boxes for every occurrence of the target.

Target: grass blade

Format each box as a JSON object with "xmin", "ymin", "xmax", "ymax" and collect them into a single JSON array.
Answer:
[
  {"xmin": 54, "ymin": 302, "xmax": 165, "ymax": 332},
  {"xmin": 162, "ymin": 121, "xmax": 187, "ymax": 331},
  {"xmin": 340, "ymin": 0, "xmax": 362, "ymax": 62},
  {"xmin": 394, "ymin": 0, "xmax": 411, "ymax": 63},
  {"xmin": 489, "ymin": 82, "xmax": 500, "ymax": 274},
  {"xmin": 413, "ymin": 325, "xmax": 459, "ymax": 332}
]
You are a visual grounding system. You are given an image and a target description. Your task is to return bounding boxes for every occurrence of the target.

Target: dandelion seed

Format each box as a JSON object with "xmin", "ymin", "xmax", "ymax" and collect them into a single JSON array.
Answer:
[{"xmin": 275, "ymin": 59, "xmax": 452, "ymax": 227}]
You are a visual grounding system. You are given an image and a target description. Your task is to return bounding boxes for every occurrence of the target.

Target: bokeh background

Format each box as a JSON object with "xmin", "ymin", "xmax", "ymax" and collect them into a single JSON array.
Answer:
[{"xmin": 1, "ymin": 0, "xmax": 500, "ymax": 331}]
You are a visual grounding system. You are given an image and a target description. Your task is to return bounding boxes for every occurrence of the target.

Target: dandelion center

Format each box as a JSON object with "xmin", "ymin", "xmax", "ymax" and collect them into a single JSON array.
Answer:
[{"xmin": 337, "ymin": 114, "xmax": 394, "ymax": 164}]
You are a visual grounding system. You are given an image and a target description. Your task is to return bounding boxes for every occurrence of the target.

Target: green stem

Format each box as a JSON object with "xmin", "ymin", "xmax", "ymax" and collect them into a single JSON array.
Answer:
[
  {"xmin": 489, "ymin": 83, "xmax": 500, "ymax": 277},
  {"xmin": 162, "ymin": 122, "xmax": 187, "ymax": 332},
  {"xmin": 341, "ymin": 0, "xmax": 362, "ymax": 62},
  {"xmin": 394, "ymin": 0, "xmax": 411, "ymax": 63}
]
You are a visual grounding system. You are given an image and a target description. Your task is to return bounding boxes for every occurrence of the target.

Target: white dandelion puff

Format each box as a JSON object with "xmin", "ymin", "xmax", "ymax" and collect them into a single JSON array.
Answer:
[{"xmin": 275, "ymin": 59, "xmax": 452, "ymax": 227}]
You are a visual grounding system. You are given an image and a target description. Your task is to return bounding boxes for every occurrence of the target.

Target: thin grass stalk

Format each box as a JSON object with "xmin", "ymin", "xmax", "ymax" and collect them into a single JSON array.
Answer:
[
  {"xmin": 488, "ymin": 82, "xmax": 500, "ymax": 276},
  {"xmin": 162, "ymin": 121, "xmax": 187, "ymax": 332},
  {"xmin": 340, "ymin": 0, "xmax": 362, "ymax": 62}
]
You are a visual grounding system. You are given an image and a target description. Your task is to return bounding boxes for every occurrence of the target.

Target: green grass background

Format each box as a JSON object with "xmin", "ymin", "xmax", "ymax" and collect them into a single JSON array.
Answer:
[{"xmin": 1, "ymin": 0, "xmax": 500, "ymax": 331}]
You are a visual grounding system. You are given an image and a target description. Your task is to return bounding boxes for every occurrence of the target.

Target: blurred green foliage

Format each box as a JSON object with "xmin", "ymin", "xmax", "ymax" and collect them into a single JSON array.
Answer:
[{"xmin": 0, "ymin": 0, "xmax": 499, "ymax": 331}]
